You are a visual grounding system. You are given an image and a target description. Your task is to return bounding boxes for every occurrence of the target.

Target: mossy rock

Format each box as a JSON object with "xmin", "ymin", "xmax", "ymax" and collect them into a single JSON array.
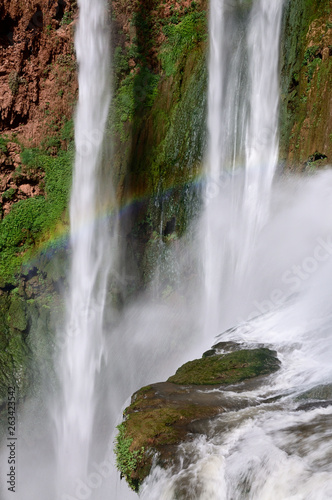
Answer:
[
  {"xmin": 115, "ymin": 347, "xmax": 280, "ymax": 491},
  {"xmin": 168, "ymin": 348, "xmax": 280, "ymax": 385},
  {"xmin": 115, "ymin": 383, "xmax": 221, "ymax": 492}
]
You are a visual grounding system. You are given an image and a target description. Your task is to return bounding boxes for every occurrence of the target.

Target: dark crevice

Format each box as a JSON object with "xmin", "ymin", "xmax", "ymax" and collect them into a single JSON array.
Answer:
[
  {"xmin": 55, "ymin": 0, "xmax": 67, "ymax": 22},
  {"xmin": 0, "ymin": 283, "xmax": 16, "ymax": 293},
  {"xmin": 0, "ymin": 112, "xmax": 30, "ymax": 132},
  {"xmin": 0, "ymin": 15, "xmax": 17, "ymax": 47},
  {"xmin": 163, "ymin": 217, "xmax": 176, "ymax": 237},
  {"xmin": 27, "ymin": 6, "xmax": 44, "ymax": 31},
  {"xmin": 306, "ymin": 152, "xmax": 328, "ymax": 164}
]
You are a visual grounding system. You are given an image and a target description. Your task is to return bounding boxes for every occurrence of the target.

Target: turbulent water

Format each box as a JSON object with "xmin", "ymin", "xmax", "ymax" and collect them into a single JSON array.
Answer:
[{"xmin": 1, "ymin": 0, "xmax": 332, "ymax": 499}]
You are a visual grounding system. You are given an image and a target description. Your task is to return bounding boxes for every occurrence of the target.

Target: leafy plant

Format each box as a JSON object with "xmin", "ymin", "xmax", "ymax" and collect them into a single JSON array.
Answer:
[
  {"xmin": 0, "ymin": 137, "xmax": 8, "ymax": 153},
  {"xmin": 21, "ymin": 148, "xmax": 42, "ymax": 170},
  {"xmin": 114, "ymin": 47, "xmax": 129, "ymax": 77},
  {"xmin": 60, "ymin": 118, "xmax": 74, "ymax": 145},
  {"xmin": 8, "ymin": 71, "xmax": 20, "ymax": 95},
  {"xmin": 2, "ymin": 188, "xmax": 16, "ymax": 203},
  {"xmin": 302, "ymin": 45, "xmax": 320, "ymax": 65},
  {"xmin": 60, "ymin": 11, "xmax": 73, "ymax": 26},
  {"xmin": 114, "ymin": 423, "xmax": 145, "ymax": 491}
]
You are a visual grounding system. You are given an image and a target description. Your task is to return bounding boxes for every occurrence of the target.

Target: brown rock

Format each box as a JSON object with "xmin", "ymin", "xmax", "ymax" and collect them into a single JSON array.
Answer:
[{"xmin": 0, "ymin": 0, "xmax": 78, "ymax": 146}]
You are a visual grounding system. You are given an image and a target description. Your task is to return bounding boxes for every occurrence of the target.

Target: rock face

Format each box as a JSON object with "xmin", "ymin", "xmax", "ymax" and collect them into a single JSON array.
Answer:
[
  {"xmin": 280, "ymin": 0, "xmax": 332, "ymax": 169},
  {"xmin": 114, "ymin": 345, "xmax": 280, "ymax": 492},
  {"xmin": 0, "ymin": 0, "xmax": 77, "ymax": 214},
  {"xmin": 0, "ymin": 0, "xmax": 77, "ymax": 141}
]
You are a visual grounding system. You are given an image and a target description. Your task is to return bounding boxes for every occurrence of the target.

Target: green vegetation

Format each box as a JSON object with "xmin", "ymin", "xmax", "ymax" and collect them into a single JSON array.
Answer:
[
  {"xmin": 8, "ymin": 71, "xmax": 20, "ymax": 95},
  {"xmin": 168, "ymin": 348, "xmax": 280, "ymax": 385},
  {"xmin": 113, "ymin": 68, "xmax": 160, "ymax": 137},
  {"xmin": 280, "ymin": 0, "xmax": 331, "ymax": 164},
  {"xmin": 0, "ymin": 136, "xmax": 8, "ymax": 153},
  {"xmin": 60, "ymin": 11, "xmax": 73, "ymax": 26},
  {"xmin": 160, "ymin": 12, "xmax": 207, "ymax": 76},
  {"xmin": 0, "ymin": 147, "xmax": 73, "ymax": 284},
  {"xmin": 116, "ymin": 386, "xmax": 219, "ymax": 492},
  {"xmin": 302, "ymin": 46, "xmax": 322, "ymax": 84},
  {"xmin": 114, "ymin": 423, "xmax": 145, "ymax": 491},
  {"xmin": 2, "ymin": 188, "xmax": 16, "ymax": 203}
]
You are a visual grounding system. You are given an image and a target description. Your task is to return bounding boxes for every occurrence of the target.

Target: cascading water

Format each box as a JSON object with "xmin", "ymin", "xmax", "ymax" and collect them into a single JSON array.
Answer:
[
  {"xmin": 204, "ymin": 0, "xmax": 283, "ymax": 336},
  {"xmin": 140, "ymin": 0, "xmax": 332, "ymax": 497},
  {"xmin": 55, "ymin": 0, "xmax": 113, "ymax": 494},
  {"xmin": 1, "ymin": 0, "xmax": 332, "ymax": 499},
  {"xmin": 242, "ymin": 0, "xmax": 283, "ymax": 271}
]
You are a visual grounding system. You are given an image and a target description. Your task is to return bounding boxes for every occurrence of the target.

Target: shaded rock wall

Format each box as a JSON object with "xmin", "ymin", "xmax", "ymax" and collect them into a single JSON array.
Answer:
[{"xmin": 280, "ymin": 0, "xmax": 332, "ymax": 169}]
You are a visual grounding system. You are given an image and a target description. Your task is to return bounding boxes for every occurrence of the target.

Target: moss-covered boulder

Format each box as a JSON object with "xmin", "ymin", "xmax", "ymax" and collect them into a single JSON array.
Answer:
[
  {"xmin": 168, "ymin": 348, "xmax": 280, "ymax": 385},
  {"xmin": 115, "ymin": 346, "xmax": 280, "ymax": 492}
]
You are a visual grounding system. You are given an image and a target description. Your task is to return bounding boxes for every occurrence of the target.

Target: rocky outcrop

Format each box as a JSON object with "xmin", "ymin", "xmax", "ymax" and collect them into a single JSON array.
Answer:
[
  {"xmin": 114, "ymin": 344, "xmax": 280, "ymax": 491},
  {"xmin": 280, "ymin": 0, "xmax": 332, "ymax": 169}
]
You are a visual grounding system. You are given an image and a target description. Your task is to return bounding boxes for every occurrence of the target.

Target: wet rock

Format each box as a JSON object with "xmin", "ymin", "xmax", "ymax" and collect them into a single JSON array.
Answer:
[
  {"xmin": 296, "ymin": 384, "xmax": 332, "ymax": 402},
  {"xmin": 115, "ymin": 346, "xmax": 280, "ymax": 491},
  {"xmin": 296, "ymin": 400, "xmax": 332, "ymax": 411}
]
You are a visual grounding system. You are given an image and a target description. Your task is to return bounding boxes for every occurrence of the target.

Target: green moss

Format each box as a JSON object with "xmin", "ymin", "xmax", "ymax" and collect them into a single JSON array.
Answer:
[
  {"xmin": 168, "ymin": 348, "xmax": 280, "ymax": 385},
  {"xmin": 0, "ymin": 332, "xmax": 31, "ymax": 405},
  {"xmin": 112, "ymin": 68, "xmax": 160, "ymax": 138},
  {"xmin": 8, "ymin": 294, "xmax": 27, "ymax": 332},
  {"xmin": 116, "ymin": 398, "xmax": 219, "ymax": 492},
  {"xmin": 116, "ymin": 346, "xmax": 280, "ymax": 491},
  {"xmin": 160, "ymin": 12, "xmax": 207, "ymax": 76}
]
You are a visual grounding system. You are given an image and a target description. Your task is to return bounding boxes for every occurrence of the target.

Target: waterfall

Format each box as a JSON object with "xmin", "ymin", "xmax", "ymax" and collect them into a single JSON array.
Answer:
[
  {"xmin": 242, "ymin": 0, "xmax": 283, "ymax": 271},
  {"xmin": 2, "ymin": 0, "xmax": 332, "ymax": 498},
  {"xmin": 141, "ymin": 0, "xmax": 332, "ymax": 497},
  {"xmin": 203, "ymin": 0, "xmax": 283, "ymax": 336},
  {"xmin": 55, "ymin": 0, "xmax": 113, "ymax": 494}
]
